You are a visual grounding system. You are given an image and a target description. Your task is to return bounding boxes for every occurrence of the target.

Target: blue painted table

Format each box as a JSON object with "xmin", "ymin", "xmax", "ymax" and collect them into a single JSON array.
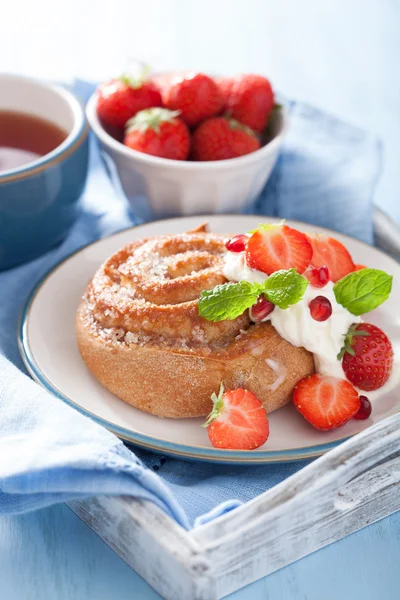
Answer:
[{"xmin": 1, "ymin": 0, "xmax": 399, "ymax": 598}]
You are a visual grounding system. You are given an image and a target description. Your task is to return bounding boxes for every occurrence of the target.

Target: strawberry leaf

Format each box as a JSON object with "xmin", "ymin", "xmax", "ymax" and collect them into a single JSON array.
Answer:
[
  {"xmin": 203, "ymin": 382, "xmax": 225, "ymax": 427},
  {"xmin": 120, "ymin": 64, "xmax": 151, "ymax": 89},
  {"xmin": 333, "ymin": 268, "xmax": 392, "ymax": 316},
  {"xmin": 125, "ymin": 108, "xmax": 180, "ymax": 134},
  {"xmin": 337, "ymin": 325, "xmax": 370, "ymax": 361},
  {"xmin": 247, "ymin": 220, "xmax": 285, "ymax": 235}
]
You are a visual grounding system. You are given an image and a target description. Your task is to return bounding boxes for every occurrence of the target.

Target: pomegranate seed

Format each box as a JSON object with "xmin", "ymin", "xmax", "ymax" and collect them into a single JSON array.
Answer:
[
  {"xmin": 304, "ymin": 265, "xmax": 330, "ymax": 288},
  {"xmin": 226, "ymin": 234, "xmax": 248, "ymax": 252},
  {"xmin": 250, "ymin": 295, "xmax": 275, "ymax": 322},
  {"xmin": 353, "ymin": 395, "xmax": 372, "ymax": 420},
  {"xmin": 309, "ymin": 296, "xmax": 332, "ymax": 321}
]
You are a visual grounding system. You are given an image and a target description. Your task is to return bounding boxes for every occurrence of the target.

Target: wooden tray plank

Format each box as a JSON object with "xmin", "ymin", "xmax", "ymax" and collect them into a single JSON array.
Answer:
[
  {"xmin": 69, "ymin": 412, "xmax": 400, "ymax": 600},
  {"xmin": 69, "ymin": 496, "xmax": 214, "ymax": 600}
]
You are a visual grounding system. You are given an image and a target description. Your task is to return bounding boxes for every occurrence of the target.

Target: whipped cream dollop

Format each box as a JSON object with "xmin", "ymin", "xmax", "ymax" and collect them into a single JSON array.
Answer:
[
  {"xmin": 223, "ymin": 251, "xmax": 361, "ymax": 378},
  {"xmin": 223, "ymin": 250, "xmax": 268, "ymax": 285}
]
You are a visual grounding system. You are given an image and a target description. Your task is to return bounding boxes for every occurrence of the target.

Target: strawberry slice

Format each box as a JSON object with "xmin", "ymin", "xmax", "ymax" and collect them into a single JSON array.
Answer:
[
  {"xmin": 306, "ymin": 234, "xmax": 355, "ymax": 282},
  {"xmin": 293, "ymin": 374, "xmax": 360, "ymax": 431},
  {"xmin": 246, "ymin": 224, "xmax": 312, "ymax": 275},
  {"xmin": 204, "ymin": 384, "xmax": 269, "ymax": 450}
]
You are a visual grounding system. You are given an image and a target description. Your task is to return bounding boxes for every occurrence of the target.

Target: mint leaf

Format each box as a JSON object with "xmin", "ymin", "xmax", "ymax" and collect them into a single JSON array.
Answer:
[
  {"xmin": 262, "ymin": 268, "xmax": 308, "ymax": 309},
  {"xmin": 333, "ymin": 268, "xmax": 392, "ymax": 316},
  {"xmin": 198, "ymin": 269, "xmax": 308, "ymax": 321},
  {"xmin": 198, "ymin": 281, "xmax": 260, "ymax": 322}
]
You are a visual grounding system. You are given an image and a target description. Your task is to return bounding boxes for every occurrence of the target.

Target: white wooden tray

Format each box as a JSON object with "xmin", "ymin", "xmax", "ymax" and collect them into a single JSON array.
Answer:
[{"xmin": 68, "ymin": 208, "xmax": 400, "ymax": 599}]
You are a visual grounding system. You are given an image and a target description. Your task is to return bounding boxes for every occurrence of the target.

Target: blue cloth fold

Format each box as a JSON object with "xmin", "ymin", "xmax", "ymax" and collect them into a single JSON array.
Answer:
[{"xmin": 0, "ymin": 80, "xmax": 381, "ymax": 527}]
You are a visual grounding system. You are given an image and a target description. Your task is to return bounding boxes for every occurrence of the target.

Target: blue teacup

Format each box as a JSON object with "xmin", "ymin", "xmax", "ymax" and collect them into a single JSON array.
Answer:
[{"xmin": 0, "ymin": 74, "xmax": 89, "ymax": 270}]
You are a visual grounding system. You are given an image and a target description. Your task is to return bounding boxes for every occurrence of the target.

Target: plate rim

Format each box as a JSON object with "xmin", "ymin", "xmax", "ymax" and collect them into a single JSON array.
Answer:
[{"xmin": 18, "ymin": 214, "xmax": 399, "ymax": 464}]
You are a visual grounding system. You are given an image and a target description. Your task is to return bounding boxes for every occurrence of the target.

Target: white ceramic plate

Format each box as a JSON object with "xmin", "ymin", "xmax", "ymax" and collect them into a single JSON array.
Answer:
[{"xmin": 19, "ymin": 215, "xmax": 400, "ymax": 464}]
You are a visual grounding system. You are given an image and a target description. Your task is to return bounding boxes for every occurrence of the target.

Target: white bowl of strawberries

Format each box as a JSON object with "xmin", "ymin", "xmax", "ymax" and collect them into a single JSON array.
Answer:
[{"xmin": 86, "ymin": 71, "xmax": 286, "ymax": 218}]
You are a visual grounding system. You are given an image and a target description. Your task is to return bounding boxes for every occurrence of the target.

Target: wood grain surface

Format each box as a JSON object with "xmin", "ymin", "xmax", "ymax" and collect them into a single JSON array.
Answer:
[{"xmin": 1, "ymin": 505, "xmax": 399, "ymax": 599}]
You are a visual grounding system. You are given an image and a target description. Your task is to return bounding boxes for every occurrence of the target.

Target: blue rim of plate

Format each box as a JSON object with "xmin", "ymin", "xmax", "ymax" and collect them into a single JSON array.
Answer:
[{"xmin": 17, "ymin": 219, "xmax": 363, "ymax": 464}]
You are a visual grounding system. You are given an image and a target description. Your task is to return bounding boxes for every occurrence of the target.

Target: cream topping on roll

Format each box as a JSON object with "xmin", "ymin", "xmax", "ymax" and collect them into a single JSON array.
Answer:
[{"xmin": 223, "ymin": 250, "xmax": 361, "ymax": 378}]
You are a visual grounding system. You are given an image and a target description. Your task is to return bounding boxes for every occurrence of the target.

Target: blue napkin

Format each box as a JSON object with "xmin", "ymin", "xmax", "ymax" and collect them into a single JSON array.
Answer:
[{"xmin": 0, "ymin": 80, "xmax": 381, "ymax": 527}]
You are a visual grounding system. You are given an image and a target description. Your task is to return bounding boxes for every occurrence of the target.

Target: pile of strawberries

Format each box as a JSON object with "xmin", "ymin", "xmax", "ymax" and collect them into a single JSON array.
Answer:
[{"xmin": 96, "ymin": 71, "xmax": 275, "ymax": 161}]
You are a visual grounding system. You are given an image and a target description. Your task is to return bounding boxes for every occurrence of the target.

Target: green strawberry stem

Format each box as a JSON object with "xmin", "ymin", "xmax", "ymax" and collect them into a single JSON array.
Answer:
[
  {"xmin": 226, "ymin": 118, "xmax": 258, "ymax": 138},
  {"xmin": 125, "ymin": 108, "xmax": 181, "ymax": 134},
  {"xmin": 120, "ymin": 64, "xmax": 151, "ymax": 89},
  {"xmin": 203, "ymin": 382, "xmax": 225, "ymax": 428},
  {"xmin": 337, "ymin": 325, "xmax": 370, "ymax": 361},
  {"xmin": 248, "ymin": 219, "xmax": 285, "ymax": 234}
]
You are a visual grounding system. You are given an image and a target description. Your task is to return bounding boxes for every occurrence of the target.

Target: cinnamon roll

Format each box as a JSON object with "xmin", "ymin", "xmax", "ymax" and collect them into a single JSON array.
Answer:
[{"xmin": 76, "ymin": 228, "xmax": 314, "ymax": 418}]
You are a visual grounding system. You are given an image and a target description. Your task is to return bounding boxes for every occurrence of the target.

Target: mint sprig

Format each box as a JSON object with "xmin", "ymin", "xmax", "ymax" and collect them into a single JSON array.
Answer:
[
  {"xmin": 198, "ymin": 269, "xmax": 308, "ymax": 322},
  {"xmin": 333, "ymin": 268, "xmax": 392, "ymax": 316}
]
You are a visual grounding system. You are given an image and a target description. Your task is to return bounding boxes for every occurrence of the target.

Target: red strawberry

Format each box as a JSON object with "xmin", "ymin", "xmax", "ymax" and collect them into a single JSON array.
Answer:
[
  {"xmin": 204, "ymin": 384, "xmax": 269, "ymax": 450},
  {"xmin": 246, "ymin": 224, "xmax": 312, "ymax": 275},
  {"xmin": 162, "ymin": 73, "xmax": 222, "ymax": 127},
  {"xmin": 354, "ymin": 264, "xmax": 367, "ymax": 271},
  {"xmin": 306, "ymin": 234, "xmax": 355, "ymax": 282},
  {"xmin": 340, "ymin": 323, "xmax": 393, "ymax": 391},
  {"xmin": 293, "ymin": 374, "xmax": 360, "ymax": 431},
  {"xmin": 191, "ymin": 117, "xmax": 260, "ymax": 161},
  {"xmin": 215, "ymin": 76, "xmax": 234, "ymax": 106},
  {"xmin": 124, "ymin": 108, "xmax": 190, "ymax": 160},
  {"xmin": 97, "ymin": 76, "xmax": 162, "ymax": 129},
  {"xmin": 217, "ymin": 74, "xmax": 275, "ymax": 133}
]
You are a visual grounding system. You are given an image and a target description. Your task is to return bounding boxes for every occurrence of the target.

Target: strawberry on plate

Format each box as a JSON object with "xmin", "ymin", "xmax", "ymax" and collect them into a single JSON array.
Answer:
[
  {"xmin": 124, "ymin": 108, "xmax": 190, "ymax": 160},
  {"xmin": 246, "ymin": 223, "xmax": 313, "ymax": 275},
  {"xmin": 204, "ymin": 384, "xmax": 269, "ymax": 450},
  {"xmin": 339, "ymin": 323, "xmax": 393, "ymax": 391},
  {"xmin": 306, "ymin": 233, "xmax": 355, "ymax": 282},
  {"xmin": 191, "ymin": 117, "xmax": 260, "ymax": 161},
  {"xmin": 217, "ymin": 74, "xmax": 275, "ymax": 133},
  {"xmin": 162, "ymin": 72, "xmax": 222, "ymax": 128},
  {"xmin": 293, "ymin": 374, "xmax": 360, "ymax": 430},
  {"xmin": 97, "ymin": 76, "xmax": 162, "ymax": 129}
]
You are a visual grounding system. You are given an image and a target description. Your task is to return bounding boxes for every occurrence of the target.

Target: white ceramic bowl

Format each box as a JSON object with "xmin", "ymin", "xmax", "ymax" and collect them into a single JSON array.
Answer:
[{"xmin": 86, "ymin": 91, "xmax": 286, "ymax": 219}]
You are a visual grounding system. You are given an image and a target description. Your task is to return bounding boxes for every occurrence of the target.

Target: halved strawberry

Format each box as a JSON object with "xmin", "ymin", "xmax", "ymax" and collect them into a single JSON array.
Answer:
[
  {"xmin": 246, "ymin": 224, "xmax": 312, "ymax": 275},
  {"xmin": 354, "ymin": 264, "xmax": 367, "ymax": 271},
  {"xmin": 204, "ymin": 384, "xmax": 269, "ymax": 450},
  {"xmin": 306, "ymin": 234, "xmax": 355, "ymax": 282},
  {"xmin": 293, "ymin": 374, "xmax": 360, "ymax": 431}
]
